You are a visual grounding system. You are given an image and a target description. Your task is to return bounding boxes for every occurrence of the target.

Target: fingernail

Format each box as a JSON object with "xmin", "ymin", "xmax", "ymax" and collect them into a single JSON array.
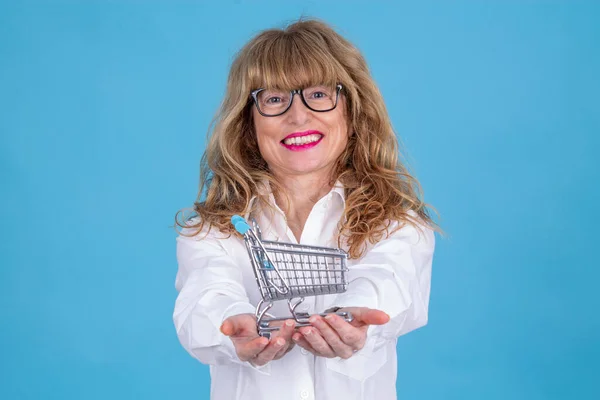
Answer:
[
  {"xmin": 324, "ymin": 314, "xmax": 333, "ymax": 320},
  {"xmin": 276, "ymin": 338, "xmax": 284, "ymax": 346},
  {"xmin": 308, "ymin": 317, "xmax": 318, "ymax": 324},
  {"xmin": 285, "ymin": 320, "xmax": 294, "ymax": 327},
  {"xmin": 292, "ymin": 333, "xmax": 301, "ymax": 341},
  {"xmin": 304, "ymin": 328, "xmax": 312, "ymax": 336}
]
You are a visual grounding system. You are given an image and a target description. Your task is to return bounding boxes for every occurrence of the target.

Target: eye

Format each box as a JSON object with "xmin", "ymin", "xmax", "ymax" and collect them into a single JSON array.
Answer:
[
  {"xmin": 305, "ymin": 86, "xmax": 333, "ymax": 99},
  {"xmin": 259, "ymin": 90, "xmax": 288, "ymax": 105},
  {"xmin": 265, "ymin": 96, "xmax": 283, "ymax": 104}
]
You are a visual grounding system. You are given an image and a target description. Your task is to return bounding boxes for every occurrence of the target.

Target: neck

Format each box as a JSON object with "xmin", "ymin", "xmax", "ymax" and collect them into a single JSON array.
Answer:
[{"xmin": 271, "ymin": 171, "xmax": 334, "ymax": 241}]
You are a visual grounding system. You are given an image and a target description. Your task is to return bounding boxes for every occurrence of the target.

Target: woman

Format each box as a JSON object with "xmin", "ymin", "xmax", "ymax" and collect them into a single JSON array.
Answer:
[{"xmin": 173, "ymin": 18, "xmax": 440, "ymax": 400}]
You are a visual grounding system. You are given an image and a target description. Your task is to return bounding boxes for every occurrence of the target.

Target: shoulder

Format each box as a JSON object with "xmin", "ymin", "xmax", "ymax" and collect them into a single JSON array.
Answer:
[
  {"xmin": 372, "ymin": 210, "xmax": 435, "ymax": 252},
  {"xmin": 178, "ymin": 216, "xmax": 232, "ymax": 239},
  {"xmin": 176, "ymin": 216, "xmax": 238, "ymax": 254},
  {"xmin": 394, "ymin": 210, "xmax": 435, "ymax": 244}
]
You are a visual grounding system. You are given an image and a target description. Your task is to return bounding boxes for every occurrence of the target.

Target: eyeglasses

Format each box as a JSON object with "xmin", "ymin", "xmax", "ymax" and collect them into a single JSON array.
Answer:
[{"xmin": 250, "ymin": 84, "xmax": 343, "ymax": 117}]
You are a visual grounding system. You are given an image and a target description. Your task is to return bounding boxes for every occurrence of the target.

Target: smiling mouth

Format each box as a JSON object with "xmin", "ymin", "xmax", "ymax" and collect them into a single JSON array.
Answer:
[{"xmin": 281, "ymin": 133, "xmax": 323, "ymax": 146}]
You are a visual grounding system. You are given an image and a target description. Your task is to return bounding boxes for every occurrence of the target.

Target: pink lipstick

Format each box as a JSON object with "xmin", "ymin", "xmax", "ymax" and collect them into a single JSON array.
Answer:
[{"xmin": 280, "ymin": 130, "xmax": 324, "ymax": 151}]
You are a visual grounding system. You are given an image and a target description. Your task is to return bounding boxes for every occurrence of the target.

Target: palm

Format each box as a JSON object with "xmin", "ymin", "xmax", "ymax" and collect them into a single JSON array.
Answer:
[
  {"xmin": 226, "ymin": 314, "xmax": 260, "ymax": 343},
  {"xmin": 291, "ymin": 307, "xmax": 390, "ymax": 358},
  {"xmin": 221, "ymin": 313, "xmax": 297, "ymax": 365}
]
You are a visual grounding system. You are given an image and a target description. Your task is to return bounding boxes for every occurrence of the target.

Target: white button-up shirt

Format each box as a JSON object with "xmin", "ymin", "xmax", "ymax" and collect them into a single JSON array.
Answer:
[{"xmin": 173, "ymin": 183, "xmax": 435, "ymax": 400}]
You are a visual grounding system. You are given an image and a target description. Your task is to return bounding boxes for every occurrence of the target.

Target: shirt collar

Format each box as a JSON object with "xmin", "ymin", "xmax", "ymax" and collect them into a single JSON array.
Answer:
[
  {"xmin": 247, "ymin": 179, "xmax": 345, "ymax": 217},
  {"xmin": 330, "ymin": 180, "xmax": 346, "ymax": 206}
]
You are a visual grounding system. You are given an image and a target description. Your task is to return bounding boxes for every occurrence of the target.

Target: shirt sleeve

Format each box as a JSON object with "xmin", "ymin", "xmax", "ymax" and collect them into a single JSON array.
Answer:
[
  {"xmin": 172, "ymin": 222, "xmax": 271, "ymax": 375},
  {"xmin": 326, "ymin": 213, "xmax": 435, "ymax": 378}
]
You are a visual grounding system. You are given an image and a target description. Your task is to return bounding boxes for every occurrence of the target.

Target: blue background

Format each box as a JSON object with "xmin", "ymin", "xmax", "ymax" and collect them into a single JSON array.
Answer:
[{"xmin": 1, "ymin": 1, "xmax": 598, "ymax": 399}]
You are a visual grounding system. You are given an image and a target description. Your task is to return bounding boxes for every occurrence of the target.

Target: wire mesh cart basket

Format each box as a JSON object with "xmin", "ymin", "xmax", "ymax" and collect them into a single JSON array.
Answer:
[{"xmin": 231, "ymin": 215, "xmax": 353, "ymax": 338}]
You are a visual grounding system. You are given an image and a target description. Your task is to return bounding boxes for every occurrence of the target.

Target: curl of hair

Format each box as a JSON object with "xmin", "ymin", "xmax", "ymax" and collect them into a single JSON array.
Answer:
[{"xmin": 175, "ymin": 18, "xmax": 443, "ymax": 259}]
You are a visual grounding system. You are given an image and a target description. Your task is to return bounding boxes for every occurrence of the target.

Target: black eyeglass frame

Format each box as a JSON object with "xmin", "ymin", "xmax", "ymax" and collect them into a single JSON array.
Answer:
[{"xmin": 250, "ymin": 84, "xmax": 343, "ymax": 117}]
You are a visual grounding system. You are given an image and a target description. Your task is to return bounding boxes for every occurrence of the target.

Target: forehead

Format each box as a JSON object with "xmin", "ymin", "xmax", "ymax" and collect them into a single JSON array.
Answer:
[
  {"xmin": 259, "ymin": 84, "xmax": 338, "ymax": 94},
  {"xmin": 247, "ymin": 36, "xmax": 342, "ymax": 91},
  {"xmin": 252, "ymin": 64, "xmax": 339, "ymax": 91}
]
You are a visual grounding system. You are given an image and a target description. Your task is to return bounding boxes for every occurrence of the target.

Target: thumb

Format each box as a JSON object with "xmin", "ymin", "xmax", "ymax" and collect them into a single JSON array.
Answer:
[
  {"xmin": 352, "ymin": 308, "xmax": 390, "ymax": 326},
  {"xmin": 220, "ymin": 317, "xmax": 240, "ymax": 337}
]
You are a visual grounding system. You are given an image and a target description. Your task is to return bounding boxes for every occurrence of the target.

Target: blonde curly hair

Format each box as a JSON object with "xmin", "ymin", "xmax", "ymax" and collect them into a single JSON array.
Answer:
[{"xmin": 175, "ymin": 18, "xmax": 442, "ymax": 259}]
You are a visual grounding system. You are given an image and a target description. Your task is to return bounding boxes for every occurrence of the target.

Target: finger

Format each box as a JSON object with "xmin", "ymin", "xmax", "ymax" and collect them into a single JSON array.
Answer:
[
  {"xmin": 298, "ymin": 326, "xmax": 335, "ymax": 358},
  {"xmin": 324, "ymin": 314, "xmax": 365, "ymax": 350},
  {"xmin": 220, "ymin": 319, "xmax": 237, "ymax": 336},
  {"xmin": 220, "ymin": 315, "xmax": 254, "ymax": 336},
  {"xmin": 236, "ymin": 336, "xmax": 269, "ymax": 362},
  {"xmin": 276, "ymin": 319, "xmax": 295, "ymax": 341},
  {"xmin": 309, "ymin": 315, "xmax": 354, "ymax": 358},
  {"xmin": 273, "ymin": 319, "xmax": 295, "ymax": 359},
  {"xmin": 350, "ymin": 308, "xmax": 390, "ymax": 327},
  {"xmin": 253, "ymin": 337, "xmax": 286, "ymax": 366},
  {"xmin": 292, "ymin": 332, "xmax": 317, "ymax": 355}
]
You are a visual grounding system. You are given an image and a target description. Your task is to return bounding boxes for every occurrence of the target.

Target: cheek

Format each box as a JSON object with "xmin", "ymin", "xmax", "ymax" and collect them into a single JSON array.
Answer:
[
  {"xmin": 255, "ymin": 128, "xmax": 277, "ymax": 148},
  {"xmin": 330, "ymin": 102, "xmax": 350, "ymax": 133},
  {"xmin": 331, "ymin": 115, "xmax": 351, "ymax": 143},
  {"xmin": 253, "ymin": 118, "xmax": 282, "ymax": 158},
  {"xmin": 253, "ymin": 114, "xmax": 271, "ymax": 146}
]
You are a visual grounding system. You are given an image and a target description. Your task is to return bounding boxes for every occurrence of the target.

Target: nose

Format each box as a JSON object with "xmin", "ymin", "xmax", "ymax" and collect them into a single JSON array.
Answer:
[{"xmin": 285, "ymin": 92, "xmax": 311, "ymax": 125}]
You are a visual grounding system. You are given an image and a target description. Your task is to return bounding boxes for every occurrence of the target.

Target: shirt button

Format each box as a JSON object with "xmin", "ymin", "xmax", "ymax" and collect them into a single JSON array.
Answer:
[
  {"xmin": 300, "ymin": 390, "xmax": 309, "ymax": 399},
  {"xmin": 301, "ymin": 348, "xmax": 308, "ymax": 355}
]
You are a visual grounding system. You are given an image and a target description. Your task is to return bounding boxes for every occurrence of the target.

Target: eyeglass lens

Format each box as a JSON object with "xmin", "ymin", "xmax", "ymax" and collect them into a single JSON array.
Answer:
[{"xmin": 256, "ymin": 85, "xmax": 338, "ymax": 116}]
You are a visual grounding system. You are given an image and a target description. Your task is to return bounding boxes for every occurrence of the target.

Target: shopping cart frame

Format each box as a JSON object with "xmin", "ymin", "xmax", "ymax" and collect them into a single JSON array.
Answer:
[{"xmin": 232, "ymin": 215, "xmax": 353, "ymax": 338}]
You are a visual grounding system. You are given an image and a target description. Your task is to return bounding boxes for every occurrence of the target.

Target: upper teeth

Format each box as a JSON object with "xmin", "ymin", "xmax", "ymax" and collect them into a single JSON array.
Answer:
[{"xmin": 283, "ymin": 134, "xmax": 322, "ymax": 145}]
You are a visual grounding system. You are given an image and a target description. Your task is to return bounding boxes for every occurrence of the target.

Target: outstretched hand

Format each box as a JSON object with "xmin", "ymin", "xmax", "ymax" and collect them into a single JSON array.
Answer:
[
  {"xmin": 220, "ymin": 313, "xmax": 296, "ymax": 366},
  {"xmin": 292, "ymin": 307, "xmax": 390, "ymax": 359}
]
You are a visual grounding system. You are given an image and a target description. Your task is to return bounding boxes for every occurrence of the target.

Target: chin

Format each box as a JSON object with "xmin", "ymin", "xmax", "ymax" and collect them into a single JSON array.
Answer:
[{"xmin": 286, "ymin": 163, "xmax": 329, "ymax": 176}]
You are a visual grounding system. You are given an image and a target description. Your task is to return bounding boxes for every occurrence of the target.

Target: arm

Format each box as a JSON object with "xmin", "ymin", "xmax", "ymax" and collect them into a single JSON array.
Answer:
[
  {"xmin": 334, "ymin": 215, "xmax": 435, "ymax": 343},
  {"xmin": 172, "ymin": 223, "xmax": 270, "ymax": 372},
  {"xmin": 293, "ymin": 214, "xmax": 435, "ymax": 377}
]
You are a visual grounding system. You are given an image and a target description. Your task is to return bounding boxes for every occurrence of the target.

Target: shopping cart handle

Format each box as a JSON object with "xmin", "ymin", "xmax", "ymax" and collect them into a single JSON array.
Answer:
[
  {"xmin": 231, "ymin": 215, "xmax": 251, "ymax": 234},
  {"xmin": 231, "ymin": 215, "xmax": 246, "ymax": 225}
]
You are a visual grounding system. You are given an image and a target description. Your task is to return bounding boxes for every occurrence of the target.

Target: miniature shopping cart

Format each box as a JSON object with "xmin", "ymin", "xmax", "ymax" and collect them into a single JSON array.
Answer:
[{"xmin": 231, "ymin": 215, "xmax": 353, "ymax": 338}]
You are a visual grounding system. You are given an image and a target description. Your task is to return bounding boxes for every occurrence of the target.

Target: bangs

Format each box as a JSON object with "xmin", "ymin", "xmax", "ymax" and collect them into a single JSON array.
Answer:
[{"xmin": 247, "ymin": 33, "xmax": 343, "ymax": 91}]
